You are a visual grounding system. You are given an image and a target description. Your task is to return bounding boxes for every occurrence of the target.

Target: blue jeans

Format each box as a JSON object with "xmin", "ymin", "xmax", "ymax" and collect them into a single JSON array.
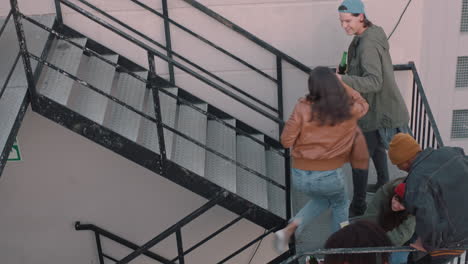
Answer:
[
  {"xmin": 291, "ymin": 168, "xmax": 349, "ymax": 233},
  {"xmin": 378, "ymin": 126, "xmax": 411, "ymax": 149},
  {"xmin": 391, "ymin": 251, "xmax": 409, "ymax": 264}
]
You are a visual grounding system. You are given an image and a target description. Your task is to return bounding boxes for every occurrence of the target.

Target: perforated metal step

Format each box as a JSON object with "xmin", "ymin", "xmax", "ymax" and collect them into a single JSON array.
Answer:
[
  {"xmin": 236, "ymin": 134, "xmax": 268, "ymax": 209},
  {"xmin": 138, "ymin": 87, "xmax": 178, "ymax": 158},
  {"xmin": 205, "ymin": 119, "xmax": 236, "ymax": 193},
  {"xmin": 68, "ymin": 54, "xmax": 118, "ymax": 124},
  {"xmin": 266, "ymin": 149, "xmax": 286, "ymax": 218},
  {"xmin": 37, "ymin": 37, "xmax": 87, "ymax": 105},
  {"xmin": 103, "ymin": 71, "xmax": 147, "ymax": 142},
  {"xmin": 172, "ymin": 103, "xmax": 208, "ymax": 176}
]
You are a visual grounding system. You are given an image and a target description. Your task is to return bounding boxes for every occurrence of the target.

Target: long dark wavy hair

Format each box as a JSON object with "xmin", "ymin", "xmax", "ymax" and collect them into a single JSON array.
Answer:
[
  {"xmin": 324, "ymin": 220, "xmax": 392, "ymax": 264},
  {"xmin": 306, "ymin": 67, "xmax": 352, "ymax": 126},
  {"xmin": 378, "ymin": 193, "xmax": 410, "ymax": 233}
]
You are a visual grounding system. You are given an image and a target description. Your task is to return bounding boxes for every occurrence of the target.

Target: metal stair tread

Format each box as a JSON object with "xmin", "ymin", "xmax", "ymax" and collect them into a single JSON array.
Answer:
[
  {"xmin": 68, "ymin": 54, "xmax": 118, "ymax": 124},
  {"xmin": 236, "ymin": 133, "xmax": 268, "ymax": 209},
  {"xmin": 138, "ymin": 87, "xmax": 178, "ymax": 158},
  {"xmin": 37, "ymin": 37, "xmax": 87, "ymax": 105},
  {"xmin": 172, "ymin": 103, "xmax": 208, "ymax": 177},
  {"xmin": 103, "ymin": 71, "xmax": 147, "ymax": 142},
  {"xmin": 205, "ymin": 119, "xmax": 236, "ymax": 193},
  {"xmin": 266, "ymin": 149, "xmax": 286, "ymax": 218}
]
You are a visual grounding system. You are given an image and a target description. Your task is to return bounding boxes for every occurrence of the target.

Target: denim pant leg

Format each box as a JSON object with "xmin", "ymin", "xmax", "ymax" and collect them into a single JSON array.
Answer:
[
  {"xmin": 326, "ymin": 169, "xmax": 349, "ymax": 231},
  {"xmin": 391, "ymin": 251, "xmax": 409, "ymax": 264},
  {"xmin": 291, "ymin": 168, "xmax": 349, "ymax": 233},
  {"xmin": 364, "ymin": 130, "xmax": 389, "ymax": 186}
]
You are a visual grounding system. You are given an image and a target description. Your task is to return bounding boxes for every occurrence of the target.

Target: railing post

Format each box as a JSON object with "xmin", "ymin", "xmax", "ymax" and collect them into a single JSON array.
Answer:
[
  {"xmin": 10, "ymin": 0, "xmax": 38, "ymax": 105},
  {"xmin": 147, "ymin": 51, "xmax": 168, "ymax": 175},
  {"xmin": 175, "ymin": 229, "xmax": 185, "ymax": 264},
  {"xmin": 94, "ymin": 232, "xmax": 105, "ymax": 264},
  {"xmin": 54, "ymin": 0, "xmax": 63, "ymax": 24},
  {"xmin": 161, "ymin": 0, "xmax": 175, "ymax": 84},
  {"xmin": 117, "ymin": 191, "xmax": 228, "ymax": 264},
  {"xmin": 276, "ymin": 56, "xmax": 284, "ymax": 128}
]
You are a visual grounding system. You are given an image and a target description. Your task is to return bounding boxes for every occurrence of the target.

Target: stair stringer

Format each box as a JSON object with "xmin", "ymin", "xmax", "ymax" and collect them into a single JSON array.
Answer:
[{"xmin": 33, "ymin": 94, "xmax": 285, "ymax": 230}]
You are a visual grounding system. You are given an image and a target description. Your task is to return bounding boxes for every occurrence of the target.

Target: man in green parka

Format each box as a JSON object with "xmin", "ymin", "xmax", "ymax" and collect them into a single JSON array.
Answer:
[{"xmin": 336, "ymin": 0, "xmax": 410, "ymax": 216}]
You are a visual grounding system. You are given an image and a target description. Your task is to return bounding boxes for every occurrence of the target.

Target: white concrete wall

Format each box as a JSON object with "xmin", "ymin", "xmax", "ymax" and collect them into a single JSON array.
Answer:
[{"xmin": 0, "ymin": 109, "xmax": 278, "ymax": 264}]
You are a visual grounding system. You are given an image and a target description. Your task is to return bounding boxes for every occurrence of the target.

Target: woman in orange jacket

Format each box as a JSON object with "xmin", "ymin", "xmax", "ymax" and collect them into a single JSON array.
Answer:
[{"xmin": 275, "ymin": 66, "xmax": 369, "ymax": 252}]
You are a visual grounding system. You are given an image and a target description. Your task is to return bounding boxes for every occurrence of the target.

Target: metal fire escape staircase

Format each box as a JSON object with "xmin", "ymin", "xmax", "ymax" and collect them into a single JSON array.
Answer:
[{"xmin": 1, "ymin": 0, "xmax": 448, "ymax": 263}]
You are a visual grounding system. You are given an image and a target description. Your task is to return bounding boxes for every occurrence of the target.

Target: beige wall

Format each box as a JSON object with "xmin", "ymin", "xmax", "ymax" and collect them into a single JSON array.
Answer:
[
  {"xmin": 0, "ymin": 0, "xmax": 424, "ymax": 139},
  {"xmin": 0, "ymin": 108, "xmax": 278, "ymax": 263}
]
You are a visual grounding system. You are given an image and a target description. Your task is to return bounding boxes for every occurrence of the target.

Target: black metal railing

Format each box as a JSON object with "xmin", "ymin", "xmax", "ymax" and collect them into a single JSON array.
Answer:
[
  {"xmin": 12, "ymin": 3, "xmax": 288, "ymax": 192},
  {"xmin": 394, "ymin": 63, "xmax": 444, "ymax": 149},
  {"xmin": 284, "ymin": 246, "xmax": 468, "ymax": 264},
  {"xmin": 0, "ymin": 10, "xmax": 21, "ymax": 100},
  {"xmin": 75, "ymin": 191, "xmax": 283, "ymax": 264}
]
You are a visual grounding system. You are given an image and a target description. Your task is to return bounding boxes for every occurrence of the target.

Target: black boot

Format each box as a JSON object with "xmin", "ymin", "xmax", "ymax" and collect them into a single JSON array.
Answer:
[{"xmin": 349, "ymin": 168, "xmax": 368, "ymax": 217}]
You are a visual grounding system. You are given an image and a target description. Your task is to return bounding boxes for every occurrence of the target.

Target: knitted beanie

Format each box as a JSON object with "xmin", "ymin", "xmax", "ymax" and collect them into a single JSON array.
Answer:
[{"xmin": 388, "ymin": 133, "xmax": 421, "ymax": 165}]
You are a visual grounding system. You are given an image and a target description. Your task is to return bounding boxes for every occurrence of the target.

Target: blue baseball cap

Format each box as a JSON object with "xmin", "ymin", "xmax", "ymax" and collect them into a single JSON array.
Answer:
[{"xmin": 338, "ymin": 0, "xmax": 366, "ymax": 15}]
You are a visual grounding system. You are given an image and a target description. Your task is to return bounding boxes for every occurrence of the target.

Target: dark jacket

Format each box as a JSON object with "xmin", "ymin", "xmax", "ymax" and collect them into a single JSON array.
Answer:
[
  {"xmin": 363, "ymin": 177, "xmax": 416, "ymax": 246},
  {"xmin": 341, "ymin": 25, "xmax": 409, "ymax": 132},
  {"xmin": 405, "ymin": 147, "xmax": 468, "ymax": 252}
]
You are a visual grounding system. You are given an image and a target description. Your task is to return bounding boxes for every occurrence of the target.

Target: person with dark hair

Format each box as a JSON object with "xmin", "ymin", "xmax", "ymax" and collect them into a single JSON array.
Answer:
[
  {"xmin": 274, "ymin": 66, "xmax": 369, "ymax": 252},
  {"xmin": 336, "ymin": 0, "xmax": 410, "ymax": 217},
  {"xmin": 388, "ymin": 133, "xmax": 468, "ymax": 264},
  {"xmin": 361, "ymin": 178, "xmax": 415, "ymax": 264},
  {"xmin": 324, "ymin": 220, "xmax": 393, "ymax": 264}
]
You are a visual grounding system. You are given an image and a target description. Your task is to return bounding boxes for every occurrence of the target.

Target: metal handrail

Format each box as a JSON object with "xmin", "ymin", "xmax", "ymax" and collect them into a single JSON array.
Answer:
[
  {"xmin": 0, "ymin": 52, "xmax": 21, "ymax": 99},
  {"xmin": 130, "ymin": 0, "xmax": 278, "ymax": 83},
  {"xmin": 410, "ymin": 62, "xmax": 444, "ymax": 147},
  {"xmin": 180, "ymin": 0, "xmax": 311, "ymax": 74},
  {"xmin": 75, "ymin": 0, "xmax": 278, "ymax": 114},
  {"xmin": 285, "ymin": 246, "xmax": 468, "ymax": 263},
  {"xmin": 0, "ymin": 10, "xmax": 13, "ymax": 38},
  {"xmin": 118, "ymin": 191, "xmax": 228, "ymax": 264},
  {"xmin": 19, "ymin": 13, "xmax": 286, "ymax": 158},
  {"xmin": 60, "ymin": 0, "xmax": 283, "ymax": 125},
  {"xmin": 74, "ymin": 221, "xmax": 171, "ymax": 263}
]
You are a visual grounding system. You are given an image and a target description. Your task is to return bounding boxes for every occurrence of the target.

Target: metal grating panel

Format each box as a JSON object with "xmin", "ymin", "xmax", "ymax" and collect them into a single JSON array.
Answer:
[
  {"xmin": 266, "ymin": 149, "xmax": 286, "ymax": 218},
  {"xmin": 172, "ymin": 103, "xmax": 208, "ymax": 176},
  {"xmin": 68, "ymin": 54, "xmax": 118, "ymax": 124},
  {"xmin": 451, "ymin": 109, "xmax": 468, "ymax": 138},
  {"xmin": 103, "ymin": 71, "xmax": 147, "ymax": 142},
  {"xmin": 138, "ymin": 87, "xmax": 178, "ymax": 158},
  {"xmin": 205, "ymin": 119, "xmax": 236, "ymax": 193},
  {"xmin": 236, "ymin": 134, "xmax": 268, "ymax": 209},
  {"xmin": 456, "ymin": 56, "xmax": 468, "ymax": 88},
  {"xmin": 461, "ymin": 0, "xmax": 468, "ymax": 32}
]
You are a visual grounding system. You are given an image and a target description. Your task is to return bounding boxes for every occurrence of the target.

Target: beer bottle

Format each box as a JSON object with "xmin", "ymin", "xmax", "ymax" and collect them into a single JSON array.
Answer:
[{"xmin": 338, "ymin": 51, "xmax": 347, "ymax": 75}]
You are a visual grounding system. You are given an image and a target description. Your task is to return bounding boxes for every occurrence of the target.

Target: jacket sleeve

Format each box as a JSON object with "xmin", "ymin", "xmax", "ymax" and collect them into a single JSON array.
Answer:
[
  {"xmin": 345, "ymin": 84, "xmax": 369, "ymax": 119},
  {"xmin": 341, "ymin": 43, "xmax": 383, "ymax": 94},
  {"xmin": 387, "ymin": 215, "xmax": 416, "ymax": 246},
  {"xmin": 281, "ymin": 103, "xmax": 303, "ymax": 148},
  {"xmin": 364, "ymin": 187, "xmax": 385, "ymax": 216},
  {"xmin": 407, "ymin": 189, "xmax": 441, "ymax": 251}
]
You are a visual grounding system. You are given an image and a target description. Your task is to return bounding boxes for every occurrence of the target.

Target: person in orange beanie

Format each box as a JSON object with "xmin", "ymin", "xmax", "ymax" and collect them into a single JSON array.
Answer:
[{"xmin": 388, "ymin": 133, "xmax": 468, "ymax": 264}]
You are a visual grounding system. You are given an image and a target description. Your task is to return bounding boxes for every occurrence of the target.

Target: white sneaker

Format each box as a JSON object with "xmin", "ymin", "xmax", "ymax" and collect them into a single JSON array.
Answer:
[{"xmin": 274, "ymin": 229, "xmax": 289, "ymax": 253}]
